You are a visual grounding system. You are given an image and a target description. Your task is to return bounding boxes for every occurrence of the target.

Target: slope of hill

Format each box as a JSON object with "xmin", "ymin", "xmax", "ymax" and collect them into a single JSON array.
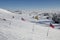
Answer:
[
  {"xmin": 0, "ymin": 8, "xmax": 12, "ymax": 14},
  {"xmin": 0, "ymin": 8, "xmax": 60, "ymax": 40},
  {"xmin": 0, "ymin": 8, "xmax": 22, "ymax": 20}
]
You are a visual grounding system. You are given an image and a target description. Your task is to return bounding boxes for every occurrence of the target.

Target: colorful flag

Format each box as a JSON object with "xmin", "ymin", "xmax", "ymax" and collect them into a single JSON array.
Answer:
[{"xmin": 50, "ymin": 23, "xmax": 54, "ymax": 28}]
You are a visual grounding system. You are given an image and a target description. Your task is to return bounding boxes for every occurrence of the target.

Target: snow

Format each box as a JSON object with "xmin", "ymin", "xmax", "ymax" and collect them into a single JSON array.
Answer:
[
  {"xmin": 0, "ymin": 8, "xmax": 12, "ymax": 14},
  {"xmin": 0, "ymin": 8, "xmax": 60, "ymax": 40}
]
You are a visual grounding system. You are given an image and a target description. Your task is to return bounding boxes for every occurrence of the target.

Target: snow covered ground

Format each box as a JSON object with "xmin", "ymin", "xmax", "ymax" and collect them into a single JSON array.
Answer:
[{"xmin": 0, "ymin": 8, "xmax": 60, "ymax": 40}]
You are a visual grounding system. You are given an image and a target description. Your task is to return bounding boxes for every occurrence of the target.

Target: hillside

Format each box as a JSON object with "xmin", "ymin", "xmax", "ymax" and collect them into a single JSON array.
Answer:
[{"xmin": 0, "ymin": 8, "xmax": 60, "ymax": 40}]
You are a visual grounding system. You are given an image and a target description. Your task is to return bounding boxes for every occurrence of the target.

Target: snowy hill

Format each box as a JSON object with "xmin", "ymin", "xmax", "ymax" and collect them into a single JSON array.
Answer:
[
  {"xmin": 0, "ymin": 19, "xmax": 60, "ymax": 40},
  {"xmin": 0, "ymin": 8, "xmax": 60, "ymax": 40},
  {"xmin": 0, "ymin": 8, "xmax": 12, "ymax": 14},
  {"xmin": 0, "ymin": 8, "xmax": 15, "ymax": 20},
  {"xmin": 0, "ymin": 8, "xmax": 22, "ymax": 20}
]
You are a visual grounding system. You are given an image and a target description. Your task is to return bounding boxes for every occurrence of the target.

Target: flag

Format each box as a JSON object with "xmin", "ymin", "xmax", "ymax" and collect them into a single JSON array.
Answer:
[{"xmin": 50, "ymin": 23, "xmax": 54, "ymax": 28}]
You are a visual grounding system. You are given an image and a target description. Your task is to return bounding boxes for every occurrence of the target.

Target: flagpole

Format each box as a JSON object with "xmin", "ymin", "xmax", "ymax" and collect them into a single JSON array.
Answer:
[
  {"xmin": 32, "ymin": 23, "xmax": 34, "ymax": 32},
  {"xmin": 47, "ymin": 26, "xmax": 50, "ymax": 36},
  {"xmin": 47, "ymin": 23, "xmax": 50, "ymax": 37}
]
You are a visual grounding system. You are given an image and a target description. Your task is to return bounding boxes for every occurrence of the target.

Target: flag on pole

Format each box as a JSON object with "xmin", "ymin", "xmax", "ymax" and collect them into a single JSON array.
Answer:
[
  {"xmin": 47, "ymin": 23, "xmax": 54, "ymax": 36},
  {"xmin": 50, "ymin": 23, "xmax": 54, "ymax": 28}
]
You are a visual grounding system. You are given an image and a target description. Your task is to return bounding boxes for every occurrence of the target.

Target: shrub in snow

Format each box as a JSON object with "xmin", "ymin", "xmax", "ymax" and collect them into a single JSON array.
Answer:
[
  {"xmin": 52, "ymin": 13, "xmax": 60, "ymax": 23},
  {"xmin": 3, "ymin": 19, "xmax": 6, "ymax": 21},
  {"xmin": 34, "ymin": 16, "xmax": 39, "ymax": 20},
  {"xmin": 12, "ymin": 16, "xmax": 14, "ymax": 18},
  {"xmin": 21, "ymin": 18, "xmax": 25, "ymax": 21}
]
